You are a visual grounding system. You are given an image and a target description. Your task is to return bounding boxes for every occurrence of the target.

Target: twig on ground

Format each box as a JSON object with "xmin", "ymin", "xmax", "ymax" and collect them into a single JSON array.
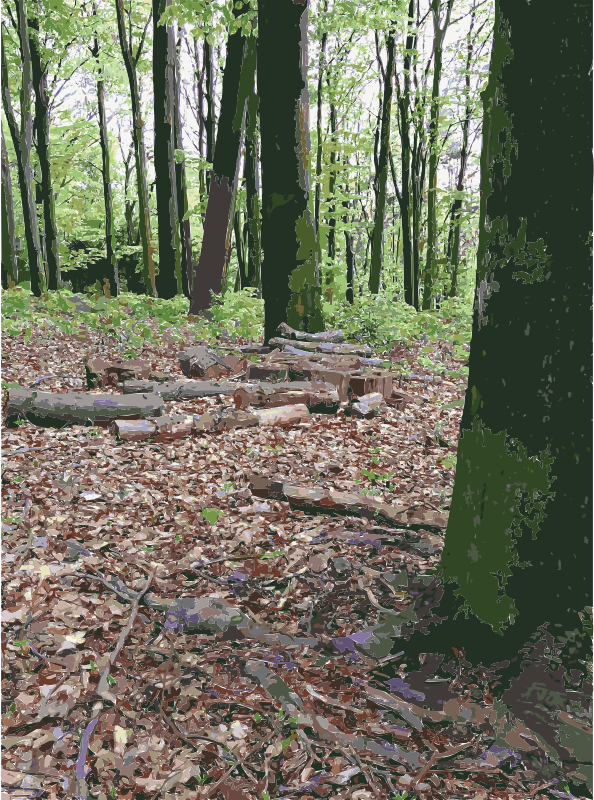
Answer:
[
  {"xmin": 97, "ymin": 570, "xmax": 155, "ymax": 695},
  {"xmin": 75, "ymin": 717, "xmax": 99, "ymax": 800},
  {"xmin": 412, "ymin": 739, "xmax": 476, "ymax": 789},
  {"xmin": 203, "ymin": 726, "xmax": 278, "ymax": 798}
]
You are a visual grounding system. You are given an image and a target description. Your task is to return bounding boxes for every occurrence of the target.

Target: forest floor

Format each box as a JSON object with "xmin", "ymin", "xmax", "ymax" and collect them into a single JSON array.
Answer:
[{"xmin": 1, "ymin": 298, "xmax": 580, "ymax": 800}]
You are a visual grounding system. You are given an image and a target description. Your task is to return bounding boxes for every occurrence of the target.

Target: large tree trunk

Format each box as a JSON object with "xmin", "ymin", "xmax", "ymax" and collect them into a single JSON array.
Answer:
[
  {"xmin": 422, "ymin": 0, "xmax": 453, "ymax": 310},
  {"xmin": 1, "ymin": 121, "xmax": 18, "ymax": 286},
  {"xmin": 115, "ymin": 0, "xmax": 156, "ymax": 295},
  {"xmin": 153, "ymin": 0, "xmax": 182, "ymax": 299},
  {"xmin": 189, "ymin": 8, "xmax": 252, "ymax": 314},
  {"xmin": 1, "ymin": 13, "xmax": 43, "ymax": 296},
  {"xmin": 28, "ymin": 16, "xmax": 60, "ymax": 290},
  {"xmin": 259, "ymin": 0, "xmax": 324, "ymax": 344},
  {"xmin": 396, "ymin": 0, "xmax": 415, "ymax": 307},
  {"xmin": 244, "ymin": 89, "xmax": 261, "ymax": 290},
  {"xmin": 91, "ymin": 11, "xmax": 118, "ymax": 298},
  {"xmin": 173, "ymin": 25, "xmax": 192, "ymax": 299},
  {"xmin": 404, "ymin": 0, "xmax": 591, "ymax": 695}
]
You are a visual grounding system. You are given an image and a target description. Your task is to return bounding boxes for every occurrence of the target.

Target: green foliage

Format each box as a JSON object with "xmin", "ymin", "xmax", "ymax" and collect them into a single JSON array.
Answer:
[{"xmin": 203, "ymin": 287, "xmax": 264, "ymax": 341}]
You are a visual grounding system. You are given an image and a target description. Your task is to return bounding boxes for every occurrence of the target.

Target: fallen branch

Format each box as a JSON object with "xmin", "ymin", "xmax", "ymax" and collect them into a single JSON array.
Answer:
[
  {"xmin": 247, "ymin": 476, "xmax": 448, "ymax": 528},
  {"xmin": 75, "ymin": 718, "xmax": 99, "ymax": 800}
]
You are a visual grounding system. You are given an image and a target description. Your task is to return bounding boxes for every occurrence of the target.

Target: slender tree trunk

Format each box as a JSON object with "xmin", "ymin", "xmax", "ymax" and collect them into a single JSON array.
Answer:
[
  {"xmin": 403, "ymin": 1, "xmax": 592, "ymax": 724},
  {"xmin": 153, "ymin": 0, "xmax": 182, "ymax": 298},
  {"xmin": 314, "ymin": 3, "xmax": 328, "ymax": 236},
  {"xmin": 28, "ymin": 16, "xmax": 60, "ymax": 290},
  {"xmin": 447, "ymin": 6, "xmax": 475, "ymax": 298},
  {"xmin": 369, "ymin": 29, "xmax": 396, "ymax": 294},
  {"xmin": 342, "ymin": 157, "xmax": 354, "ymax": 305},
  {"xmin": 259, "ymin": 0, "xmax": 324, "ymax": 343},
  {"xmin": 189, "ymin": 13, "xmax": 254, "ymax": 314},
  {"xmin": 1, "ymin": 122, "xmax": 18, "ymax": 286},
  {"xmin": 422, "ymin": 0, "xmax": 453, "ymax": 310},
  {"xmin": 1, "ymin": 9, "xmax": 43, "ymax": 296},
  {"xmin": 244, "ymin": 88, "xmax": 261, "ymax": 289},
  {"xmin": 204, "ymin": 38, "xmax": 215, "ymax": 194},
  {"xmin": 233, "ymin": 207, "xmax": 247, "ymax": 288},
  {"xmin": 326, "ymin": 103, "xmax": 337, "ymax": 260},
  {"xmin": 397, "ymin": 0, "xmax": 415, "ymax": 306},
  {"xmin": 172, "ymin": 27, "xmax": 192, "ymax": 299},
  {"xmin": 115, "ymin": 0, "xmax": 156, "ymax": 295},
  {"xmin": 91, "ymin": 12, "xmax": 118, "ymax": 297}
]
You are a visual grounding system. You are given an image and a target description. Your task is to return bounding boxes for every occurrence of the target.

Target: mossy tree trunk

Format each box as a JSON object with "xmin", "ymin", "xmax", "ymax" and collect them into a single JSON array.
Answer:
[{"xmin": 405, "ymin": 0, "xmax": 591, "ymax": 681}]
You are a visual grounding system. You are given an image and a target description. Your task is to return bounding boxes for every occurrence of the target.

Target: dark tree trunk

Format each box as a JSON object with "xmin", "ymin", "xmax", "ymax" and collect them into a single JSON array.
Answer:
[
  {"xmin": 396, "ymin": 0, "xmax": 415, "ymax": 306},
  {"xmin": 189, "ymin": 7, "xmax": 253, "ymax": 314},
  {"xmin": 369, "ymin": 30, "xmax": 396, "ymax": 294},
  {"xmin": 403, "ymin": 0, "xmax": 592, "ymax": 707},
  {"xmin": 115, "ymin": 0, "xmax": 155, "ymax": 295},
  {"xmin": 153, "ymin": 0, "xmax": 181, "ymax": 299},
  {"xmin": 326, "ymin": 103, "xmax": 337, "ymax": 261},
  {"xmin": 422, "ymin": 0, "xmax": 453, "ymax": 310},
  {"xmin": 1, "ymin": 121, "xmax": 18, "ymax": 286},
  {"xmin": 342, "ymin": 158, "xmax": 354, "ymax": 305},
  {"xmin": 258, "ymin": 0, "xmax": 324, "ymax": 344},
  {"xmin": 233, "ymin": 207, "xmax": 247, "ymax": 288},
  {"xmin": 204, "ymin": 38, "xmax": 215, "ymax": 194},
  {"xmin": 244, "ymin": 89, "xmax": 261, "ymax": 289},
  {"xmin": 28, "ymin": 16, "xmax": 60, "ymax": 290},
  {"xmin": 1, "ymin": 7, "xmax": 43, "ymax": 296},
  {"xmin": 173, "ymin": 26, "xmax": 192, "ymax": 299},
  {"xmin": 411, "ymin": 127, "xmax": 425, "ymax": 310},
  {"xmin": 91, "ymin": 11, "xmax": 118, "ymax": 298}
]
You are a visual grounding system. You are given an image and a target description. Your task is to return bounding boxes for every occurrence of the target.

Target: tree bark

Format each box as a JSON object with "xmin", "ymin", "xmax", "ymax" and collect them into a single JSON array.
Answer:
[
  {"xmin": 115, "ymin": 0, "xmax": 156, "ymax": 295},
  {"xmin": 189, "ymin": 6, "xmax": 253, "ymax": 314},
  {"xmin": 1, "ymin": 121, "xmax": 18, "ymax": 286},
  {"xmin": 173, "ymin": 25, "xmax": 192, "ymax": 299},
  {"xmin": 259, "ymin": 0, "xmax": 324, "ymax": 344},
  {"xmin": 153, "ymin": 0, "xmax": 182, "ymax": 299},
  {"xmin": 91, "ymin": 9, "xmax": 118, "ymax": 297},
  {"xmin": 411, "ymin": 126, "xmax": 425, "ymax": 310},
  {"xmin": 28, "ymin": 16, "xmax": 60, "ymax": 290},
  {"xmin": 422, "ymin": 0, "xmax": 453, "ymax": 310},
  {"xmin": 369, "ymin": 30, "xmax": 396, "ymax": 295},
  {"xmin": 1, "ymin": 12, "xmax": 43, "ymax": 296},
  {"xmin": 326, "ymin": 103, "xmax": 337, "ymax": 261},
  {"xmin": 404, "ymin": 0, "xmax": 592, "ymax": 681},
  {"xmin": 244, "ymin": 88, "xmax": 261, "ymax": 289}
]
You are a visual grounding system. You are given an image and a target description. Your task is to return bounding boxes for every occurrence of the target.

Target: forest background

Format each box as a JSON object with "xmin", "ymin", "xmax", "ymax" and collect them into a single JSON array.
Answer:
[{"xmin": 1, "ymin": 0, "xmax": 492, "ymax": 347}]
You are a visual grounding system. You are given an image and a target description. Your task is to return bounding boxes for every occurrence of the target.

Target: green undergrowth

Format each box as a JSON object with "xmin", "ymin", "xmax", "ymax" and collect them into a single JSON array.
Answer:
[{"xmin": 1, "ymin": 282, "xmax": 472, "ymax": 358}]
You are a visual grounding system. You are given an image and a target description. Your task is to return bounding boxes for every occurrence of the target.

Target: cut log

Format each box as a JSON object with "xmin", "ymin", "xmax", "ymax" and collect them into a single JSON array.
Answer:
[
  {"xmin": 234, "ymin": 381, "xmax": 339, "ymax": 411},
  {"xmin": 246, "ymin": 364, "xmax": 289, "ymax": 382},
  {"xmin": 6, "ymin": 389, "xmax": 164, "ymax": 427},
  {"xmin": 84, "ymin": 356, "xmax": 150, "ymax": 389},
  {"xmin": 349, "ymin": 369, "xmax": 393, "ymax": 399},
  {"xmin": 349, "ymin": 392, "xmax": 385, "ymax": 418},
  {"xmin": 246, "ymin": 477, "xmax": 448, "ymax": 528},
  {"xmin": 389, "ymin": 389, "xmax": 429, "ymax": 411},
  {"xmin": 276, "ymin": 322, "xmax": 346, "ymax": 343},
  {"xmin": 301, "ymin": 368, "xmax": 352, "ymax": 402},
  {"xmin": 110, "ymin": 403, "xmax": 309, "ymax": 442},
  {"xmin": 122, "ymin": 380, "xmax": 240, "ymax": 399},
  {"xmin": 269, "ymin": 337, "xmax": 373, "ymax": 357},
  {"xmin": 178, "ymin": 345, "xmax": 235, "ymax": 379}
]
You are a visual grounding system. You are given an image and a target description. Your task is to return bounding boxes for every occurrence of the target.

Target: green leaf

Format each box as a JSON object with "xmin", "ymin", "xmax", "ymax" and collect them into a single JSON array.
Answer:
[
  {"xmin": 202, "ymin": 508, "xmax": 224, "ymax": 525},
  {"xmin": 24, "ymin": 327, "xmax": 32, "ymax": 344},
  {"xmin": 441, "ymin": 399, "xmax": 464, "ymax": 408},
  {"xmin": 253, "ymin": 712, "xmax": 261, "ymax": 722}
]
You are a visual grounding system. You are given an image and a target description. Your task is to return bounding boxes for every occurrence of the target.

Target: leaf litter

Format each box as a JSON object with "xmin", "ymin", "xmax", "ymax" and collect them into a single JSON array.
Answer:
[{"xmin": 2, "ymin": 314, "xmax": 571, "ymax": 800}]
